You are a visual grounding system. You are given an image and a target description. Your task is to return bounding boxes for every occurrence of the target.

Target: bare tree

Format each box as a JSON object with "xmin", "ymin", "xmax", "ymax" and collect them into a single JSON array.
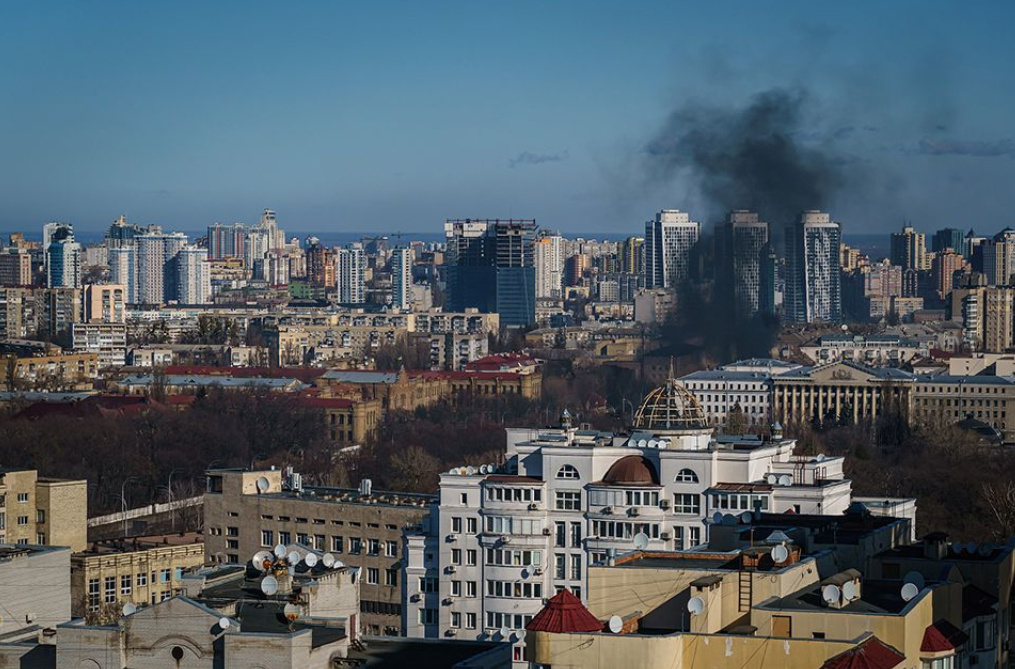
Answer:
[{"xmin": 981, "ymin": 481, "xmax": 1015, "ymax": 541}]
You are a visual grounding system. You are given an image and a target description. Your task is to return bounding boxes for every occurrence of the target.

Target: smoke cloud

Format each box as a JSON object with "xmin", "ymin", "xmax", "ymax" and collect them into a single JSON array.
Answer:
[
  {"xmin": 915, "ymin": 138, "xmax": 1015, "ymax": 158},
  {"xmin": 642, "ymin": 87, "xmax": 850, "ymax": 229}
]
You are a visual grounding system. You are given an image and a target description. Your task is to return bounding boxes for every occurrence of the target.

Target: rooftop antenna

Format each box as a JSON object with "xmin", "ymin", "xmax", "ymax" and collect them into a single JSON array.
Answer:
[{"xmin": 608, "ymin": 615, "xmax": 623, "ymax": 633}]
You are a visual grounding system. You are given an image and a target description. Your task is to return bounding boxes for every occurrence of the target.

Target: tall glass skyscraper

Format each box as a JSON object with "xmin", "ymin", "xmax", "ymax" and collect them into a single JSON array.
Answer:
[{"xmin": 785, "ymin": 211, "xmax": 841, "ymax": 323}]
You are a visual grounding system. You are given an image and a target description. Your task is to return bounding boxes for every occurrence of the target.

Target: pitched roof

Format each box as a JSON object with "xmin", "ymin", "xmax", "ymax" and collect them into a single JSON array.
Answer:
[
  {"xmin": 525, "ymin": 589, "xmax": 602, "ymax": 634},
  {"xmin": 820, "ymin": 636, "xmax": 905, "ymax": 669},
  {"xmin": 920, "ymin": 619, "xmax": 968, "ymax": 653}
]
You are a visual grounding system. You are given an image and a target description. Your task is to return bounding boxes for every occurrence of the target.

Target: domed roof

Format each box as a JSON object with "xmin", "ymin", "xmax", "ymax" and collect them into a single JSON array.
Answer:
[
  {"xmin": 633, "ymin": 377, "xmax": 708, "ymax": 432},
  {"xmin": 603, "ymin": 455, "xmax": 658, "ymax": 486}
]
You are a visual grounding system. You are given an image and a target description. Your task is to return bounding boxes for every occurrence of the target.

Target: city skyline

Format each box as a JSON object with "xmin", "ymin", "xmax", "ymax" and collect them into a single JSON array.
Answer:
[{"xmin": 2, "ymin": 2, "xmax": 1014, "ymax": 234}]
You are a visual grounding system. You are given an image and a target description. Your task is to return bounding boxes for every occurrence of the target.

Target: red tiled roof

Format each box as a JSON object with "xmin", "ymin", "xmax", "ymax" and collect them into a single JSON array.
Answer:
[
  {"xmin": 921, "ymin": 620, "xmax": 968, "ymax": 653},
  {"xmin": 821, "ymin": 636, "xmax": 905, "ymax": 669},
  {"xmin": 525, "ymin": 589, "xmax": 602, "ymax": 634}
]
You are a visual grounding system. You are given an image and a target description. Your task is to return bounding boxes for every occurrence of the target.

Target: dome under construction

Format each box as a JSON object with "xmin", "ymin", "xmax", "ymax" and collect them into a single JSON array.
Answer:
[{"xmin": 633, "ymin": 377, "xmax": 709, "ymax": 433}]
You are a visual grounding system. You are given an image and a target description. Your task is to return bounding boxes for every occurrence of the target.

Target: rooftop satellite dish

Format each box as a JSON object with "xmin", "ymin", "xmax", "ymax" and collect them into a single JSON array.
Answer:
[
  {"xmin": 218, "ymin": 617, "xmax": 231, "ymax": 630},
  {"xmin": 638, "ymin": 439, "xmax": 648, "ymax": 448},
  {"xmin": 122, "ymin": 602, "xmax": 137, "ymax": 616},
  {"xmin": 256, "ymin": 476, "xmax": 270, "ymax": 493},
  {"xmin": 722, "ymin": 514, "xmax": 737, "ymax": 526},
  {"xmin": 499, "ymin": 626, "xmax": 510, "ymax": 639},
  {"xmin": 304, "ymin": 553, "xmax": 318, "ymax": 568},
  {"xmin": 648, "ymin": 439, "xmax": 658, "ymax": 449},
  {"xmin": 903, "ymin": 571, "xmax": 925, "ymax": 589},
  {"xmin": 771, "ymin": 545, "xmax": 789, "ymax": 564},
  {"xmin": 966, "ymin": 541, "xmax": 978, "ymax": 554},
  {"xmin": 952, "ymin": 542, "xmax": 963, "ymax": 554},
  {"xmin": 766, "ymin": 474, "xmax": 778, "ymax": 485},
  {"xmin": 687, "ymin": 597, "xmax": 705, "ymax": 616},
  {"xmin": 261, "ymin": 575, "xmax": 279, "ymax": 596},
  {"xmin": 712, "ymin": 512, "xmax": 724, "ymax": 524},
  {"xmin": 633, "ymin": 533, "xmax": 649, "ymax": 550},
  {"xmin": 815, "ymin": 454, "xmax": 826, "ymax": 462},
  {"xmin": 608, "ymin": 615, "xmax": 623, "ymax": 633},
  {"xmin": 479, "ymin": 465, "xmax": 489, "ymax": 475},
  {"xmin": 778, "ymin": 475, "xmax": 793, "ymax": 487},
  {"xmin": 283, "ymin": 603, "xmax": 300, "ymax": 622},
  {"xmin": 333, "ymin": 560, "xmax": 345, "ymax": 569},
  {"xmin": 901, "ymin": 582, "xmax": 920, "ymax": 602},
  {"xmin": 658, "ymin": 439, "xmax": 670, "ymax": 449},
  {"xmin": 980, "ymin": 542, "xmax": 994, "ymax": 555},
  {"xmin": 287, "ymin": 551, "xmax": 300, "ymax": 566},
  {"xmin": 739, "ymin": 511, "xmax": 753, "ymax": 525},
  {"xmin": 273, "ymin": 544, "xmax": 287, "ymax": 558},
  {"xmin": 466, "ymin": 466, "xmax": 476, "ymax": 476},
  {"xmin": 322, "ymin": 553, "xmax": 336, "ymax": 568},
  {"xmin": 842, "ymin": 581, "xmax": 857, "ymax": 601},
  {"xmin": 822, "ymin": 585, "xmax": 841, "ymax": 604}
]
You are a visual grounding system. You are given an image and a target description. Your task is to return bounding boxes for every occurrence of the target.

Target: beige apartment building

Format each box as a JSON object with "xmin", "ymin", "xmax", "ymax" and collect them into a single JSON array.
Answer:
[
  {"xmin": 84, "ymin": 283, "xmax": 126, "ymax": 323},
  {"xmin": 203, "ymin": 468, "xmax": 433, "ymax": 636},
  {"xmin": 0, "ymin": 468, "xmax": 87, "ymax": 551},
  {"xmin": 70, "ymin": 532, "xmax": 206, "ymax": 617},
  {"xmin": 912, "ymin": 374, "xmax": 1015, "ymax": 442}
]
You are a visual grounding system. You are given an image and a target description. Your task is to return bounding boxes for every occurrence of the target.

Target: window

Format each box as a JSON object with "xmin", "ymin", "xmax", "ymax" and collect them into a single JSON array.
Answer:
[
  {"xmin": 418, "ymin": 577, "xmax": 438, "ymax": 593},
  {"xmin": 418, "ymin": 608, "xmax": 437, "ymax": 625},
  {"xmin": 460, "ymin": 493, "xmax": 468, "ymax": 505},
  {"xmin": 452, "ymin": 549, "xmax": 462, "ymax": 565},
  {"xmin": 279, "ymin": 531, "xmax": 291, "ymax": 545},
  {"xmin": 975, "ymin": 618, "xmax": 995, "ymax": 650},
  {"xmin": 160, "ymin": 569, "xmax": 171, "ymax": 583},
  {"xmin": 451, "ymin": 517, "xmax": 462, "ymax": 533},
  {"xmin": 137, "ymin": 572, "xmax": 147, "ymax": 587},
  {"xmin": 385, "ymin": 540, "xmax": 398, "ymax": 558},
  {"xmin": 385, "ymin": 569, "xmax": 398, "ymax": 587},
  {"xmin": 367, "ymin": 568, "xmax": 379, "ymax": 585},
  {"xmin": 466, "ymin": 581, "xmax": 476, "ymax": 598},
  {"xmin": 226, "ymin": 526, "xmax": 238, "ymax": 537},
  {"xmin": 36, "ymin": 509, "xmax": 45, "ymax": 523},
  {"xmin": 570, "ymin": 553, "xmax": 582, "ymax": 581},
  {"xmin": 17, "ymin": 516, "xmax": 28, "ymax": 526},
  {"xmin": 556, "ymin": 465, "xmax": 580, "ymax": 479},
  {"xmin": 349, "ymin": 537, "xmax": 362, "ymax": 554},
  {"xmin": 689, "ymin": 527, "xmax": 701, "ymax": 546},
  {"xmin": 466, "ymin": 613, "xmax": 477, "ymax": 629},
  {"xmin": 554, "ymin": 522, "xmax": 566, "ymax": 547},
  {"xmin": 555, "ymin": 491, "xmax": 581, "ymax": 511},
  {"xmin": 314, "ymin": 534, "xmax": 325, "ymax": 550},
  {"xmin": 467, "ymin": 549, "xmax": 477, "ymax": 566},
  {"xmin": 555, "ymin": 553, "xmax": 566, "ymax": 579},
  {"xmin": 104, "ymin": 576, "xmax": 116, "ymax": 603},
  {"xmin": 261, "ymin": 530, "xmax": 274, "ymax": 547},
  {"xmin": 451, "ymin": 612, "xmax": 461, "ymax": 629},
  {"xmin": 297, "ymin": 532, "xmax": 309, "ymax": 545},
  {"xmin": 16, "ymin": 492, "xmax": 28, "ymax": 503},
  {"xmin": 368, "ymin": 539, "xmax": 380, "ymax": 556},
  {"xmin": 332, "ymin": 536, "xmax": 344, "ymax": 553},
  {"xmin": 921, "ymin": 658, "xmax": 954, "ymax": 669},
  {"xmin": 467, "ymin": 517, "xmax": 477, "ymax": 534},
  {"xmin": 570, "ymin": 522, "xmax": 582, "ymax": 548},
  {"xmin": 451, "ymin": 580, "xmax": 461, "ymax": 597},
  {"xmin": 673, "ymin": 494, "xmax": 701, "ymax": 515},
  {"xmin": 88, "ymin": 578, "xmax": 100, "ymax": 610},
  {"xmin": 120, "ymin": 574, "xmax": 132, "ymax": 596}
]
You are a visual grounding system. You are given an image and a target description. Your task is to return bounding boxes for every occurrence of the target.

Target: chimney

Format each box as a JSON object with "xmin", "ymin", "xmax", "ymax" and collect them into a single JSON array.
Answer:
[{"xmin": 923, "ymin": 532, "xmax": 948, "ymax": 560}]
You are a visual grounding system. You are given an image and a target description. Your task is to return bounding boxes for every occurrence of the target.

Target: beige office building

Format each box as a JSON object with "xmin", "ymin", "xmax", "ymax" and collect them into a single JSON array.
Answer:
[
  {"xmin": 771, "ymin": 361, "xmax": 915, "ymax": 426},
  {"xmin": 0, "ymin": 469, "xmax": 87, "ymax": 551}
]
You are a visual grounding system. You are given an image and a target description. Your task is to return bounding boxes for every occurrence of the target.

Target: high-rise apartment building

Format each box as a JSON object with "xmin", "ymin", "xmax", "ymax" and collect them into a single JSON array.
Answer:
[
  {"xmin": 46, "ymin": 225, "xmax": 82, "ymax": 289},
  {"xmin": 392, "ymin": 247, "xmax": 413, "ymax": 310},
  {"xmin": 84, "ymin": 284, "xmax": 126, "ymax": 323},
  {"xmin": 644, "ymin": 209, "xmax": 699, "ymax": 289},
  {"xmin": 890, "ymin": 225, "xmax": 929, "ymax": 271},
  {"xmin": 444, "ymin": 219, "xmax": 536, "ymax": 327},
  {"xmin": 336, "ymin": 244, "xmax": 366, "ymax": 303},
  {"xmin": 207, "ymin": 222, "xmax": 248, "ymax": 260},
  {"xmin": 784, "ymin": 211, "xmax": 841, "ymax": 323},
  {"xmin": 108, "ymin": 246, "xmax": 137, "ymax": 304},
  {"xmin": 0, "ymin": 249, "xmax": 32, "ymax": 286},
  {"xmin": 717, "ymin": 210, "xmax": 769, "ymax": 320},
  {"xmin": 177, "ymin": 246, "xmax": 211, "ymax": 304},
  {"xmin": 932, "ymin": 249, "xmax": 965, "ymax": 299},
  {"xmin": 619, "ymin": 236, "xmax": 644, "ymax": 276},
  {"xmin": 981, "ymin": 228, "xmax": 1015, "ymax": 286},
  {"xmin": 983, "ymin": 286, "xmax": 1015, "ymax": 353},
  {"xmin": 932, "ymin": 227, "xmax": 965, "ymax": 254},
  {"xmin": 534, "ymin": 234, "xmax": 564, "ymax": 299},
  {"xmin": 306, "ymin": 240, "xmax": 337, "ymax": 288},
  {"xmin": 136, "ymin": 232, "xmax": 188, "ymax": 304}
]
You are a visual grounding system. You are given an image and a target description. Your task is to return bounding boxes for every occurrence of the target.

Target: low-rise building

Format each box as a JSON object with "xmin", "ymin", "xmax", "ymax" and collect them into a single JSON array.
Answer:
[
  {"xmin": 681, "ymin": 359, "xmax": 802, "ymax": 427},
  {"xmin": 70, "ymin": 532, "xmax": 207, "ymax": 617},
  {"xmin": 800, "ymin": 333, "xmax": 927, "ymax": 367},
  {"xmin": 0, "ymin": 352, "xmax": 98, "ymax": 390},
  {"xmin": 0, "ymin": 468, "xmax": 87, "ymax": 551},
  {"xmin": 72, "ymin": 322, "xmax": 128, "ymax": 368},
  {"xmin": 771, "ymin": 361, "xmax": 915, "ymax": 426}
]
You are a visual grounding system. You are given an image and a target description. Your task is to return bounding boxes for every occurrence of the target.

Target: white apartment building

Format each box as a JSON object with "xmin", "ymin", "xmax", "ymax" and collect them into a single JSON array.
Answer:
[
  {"xmin": 534, "ymin": 235, "xmax": 564, "ymax": 299},
  {"xmin": 681, "ymin": 358, "xmax": 802, "ymax": 427},
  {"xmin": 72, "ymin": 322, "xmax": 128, "ymax": 368},
  {"xmin": 392, "ymin": 247, "xmax": 413, "ymax": 310},
  {"xmin": 336, "ymin": 245, "xmax": 366, "ymax": 303},
  {"xmin": 176, "ymin": 245, "xmax": 211, "ymax": 304},
  {"xmin": 403, "ymin": 377, "xmax": 859, "ymax": 663},
  {"xmin": 136, "ymin": 232, "xmax": 188, "ymax": 305},
  {"xmin": 644, "ymin": 209, "xmax": 699, "ymax": 289},
  {"xmin": 108, "ymin": 246, "xmax": 137, "ymax": 304}
]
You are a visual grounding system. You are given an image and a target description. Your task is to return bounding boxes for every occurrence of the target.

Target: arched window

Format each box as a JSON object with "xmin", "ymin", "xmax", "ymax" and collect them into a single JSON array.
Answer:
[
  {"xmin": 556, "ymin": 465, "xmax": 580, "ymax": 480},
  {"xmin": 675, "ymin": 469, "xmax": 699, "ymax": 483}
]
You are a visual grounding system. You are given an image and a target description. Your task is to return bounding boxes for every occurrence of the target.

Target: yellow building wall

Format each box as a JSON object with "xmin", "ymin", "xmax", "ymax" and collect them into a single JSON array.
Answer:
[{"xmin": 36, "ymin": 478, "xmax": 88, "ymax": 552}]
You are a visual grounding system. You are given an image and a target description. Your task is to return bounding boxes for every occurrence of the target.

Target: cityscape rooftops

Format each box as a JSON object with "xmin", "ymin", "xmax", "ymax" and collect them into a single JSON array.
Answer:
[{"xmin": 75, "ymin": 532, "xmax": 204, "ymax": 556}]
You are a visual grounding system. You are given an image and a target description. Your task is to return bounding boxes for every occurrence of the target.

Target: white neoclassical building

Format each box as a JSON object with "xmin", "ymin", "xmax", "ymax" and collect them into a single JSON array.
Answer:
[{"xmin": 402, "ymin": 376, "xmax": 868, "ymax": 664}]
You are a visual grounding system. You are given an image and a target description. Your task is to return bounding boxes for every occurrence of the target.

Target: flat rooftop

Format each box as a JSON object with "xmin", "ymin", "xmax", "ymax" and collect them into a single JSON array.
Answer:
[
  {"xmin": 764, "ymin": 579, "xmax": 921, "ymax": 615},
  {"xmin": 76, "ymin": 532, "xmax": 204, "ymax": 556},
  {"xmin": 345, "ymin": 637, "xmax": 505, "ymax": 669}
]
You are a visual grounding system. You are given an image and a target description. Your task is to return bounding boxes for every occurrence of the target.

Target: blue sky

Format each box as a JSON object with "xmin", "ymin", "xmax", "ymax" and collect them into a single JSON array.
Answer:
[{"xmin": 1, "ymin": 1, "xmax": 1013, "ymax": 236}]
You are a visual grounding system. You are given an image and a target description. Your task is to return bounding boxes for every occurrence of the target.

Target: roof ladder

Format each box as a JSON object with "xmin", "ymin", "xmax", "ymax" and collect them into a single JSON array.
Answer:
[{"xmin": 738, "ymin": 570, "xmax": 752, "ymax": 613}]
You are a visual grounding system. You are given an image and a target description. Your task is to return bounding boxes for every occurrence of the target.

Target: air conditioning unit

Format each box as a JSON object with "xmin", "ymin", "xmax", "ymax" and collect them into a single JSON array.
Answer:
[
  {"xmin": 446, "ymin": 534, "xmax": 457, "ymax": 542},
  {"xmin": 542, "ymin": 528, "xmax": 552, "ymax": 536},
  {"xmin": 629, "ymin": 508, "xmax": 640, "ymax": 517},
  {"xmin": 446, "ymin": 565, "xmax": 457, "ymax": 574},
  {"xmin": 659, "ymin": 500, "xmax": 670, "ymax": 510},
  {"xmin": 541, "ymin": 597, "xmax": 550, "ymax": 605},
  {"xmin": 445, "ymin": 629, "xmax": 458, "ymax": 637},
  {"xmin": 528, "ymin": 503, "xmax": 539, "ymax": 510},
  {"xmin": 534, "ymin": 567, "xmax": 543, "ymax": 576},
  {"xmin": 660, "ymin": 532, "xmax": 671, "ymax": 541},
  {"xmin": 410, "ymin": 594, "xmax": 421, "ymax": 602},
  {"xmin": 442, "ymin": 597, "xmax": 454, "ymax": 606},
  {"xmin": 602, "ymin": 506, "xmax": 613, "ymax": 515},
  {"xmin": 499, "ymin": 535, "xmax": 509, "ymax": 544}
]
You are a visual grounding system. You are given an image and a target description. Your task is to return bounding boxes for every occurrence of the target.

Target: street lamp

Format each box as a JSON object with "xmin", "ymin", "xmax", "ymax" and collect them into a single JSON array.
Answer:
[
  {"xmin": 121, "ymin": 476, "xmax": 139, "ymax": 539},
  {"xmin": 167, "ymin": 469, "xmax": 184, "ymax": 532}
]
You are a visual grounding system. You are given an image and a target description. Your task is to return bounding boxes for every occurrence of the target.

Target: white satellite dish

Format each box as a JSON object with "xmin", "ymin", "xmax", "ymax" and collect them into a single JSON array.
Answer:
[
  {"xmin": 122, "ymin": 602, "xmax": 137, "ymax": 616},
  {"xmin": 712, "ymin": 512, "xmax": 724, "ymax": 524},
  {"xmin": 283, "ymin": 603, "xmax": 300, "ymax": 621},
  {"xmin": 479, "ymin": 465, "xmax": 489, "ymax": 475},
  {"xmin": 900, "ymin": 582, "xmax": 920, "ymax": 602},
  {"xmin": 218, "ymin": 617, "xmax": 231, "ymax": 630},
  {"xmin": 333, "ymin": 560, "xmax": 345, "ymax": 569},
  {"xmin": 765, "ymin": 474, "xmax": 778, "ymax": 485},
  {"xmin": 638, "ymin": 439, "xmax": 647, "ymax": 448},
  {"xmin": 273, "ymin": 544, "xmax": 287, "ymax": 558},
  {"xmin": 633, "ymin": 532, "xmax": 650, "ymax": 550},
  {"xmin": 304, "ymin": 553, "xmax": 318, "ymax": 568},
  {"xmin": 687, "ymin": 597, "xmax": 705, "ymax": 616},
  {"xmin": 261, "ymin": 575, "xmax": 279, "ymax": 596},
  {"xmin": 771, "ymin": 545, "xmax": 789, "ymax": 564},
  {"xmin": 466, "ymin": 466, "xmax": 476, "ymax": 476},
  {"xmin": 659, "ymin": 439, "xmax": 670, "ymax": 449},
  {"xmin": 499, "ymin": 626, "xmax": 510, "ymax": 639},
  {"xmin": 322, "ymin": 553, "xmax": 336, "ymax": 568},
  {"xmin": 647, "ymin": 439, "xmax": 658, "ymax": 449},
  {"xmin": 903, "ymin": 571, "xmax": 925, "ymax": 589},
  {"xmin": 778, "ymin": 475, "xmax": 793, "ymax": 487},
  {"xmin": 815, "ymin": 454, "xmax": 826, "ymax": 462},
  {"xmin": 842, "ymin": 581, "xmax": 857, "ymax": 601},
  {"xmin": 608, "ymin": 615, "xmax": 623, "ymax": 633},
  {"xmin": 822, "ymin": 585, "xmax": 841, "ymax": 604},
  {"xmin": 256, "ymin": 476, "xmax": 270, "ymax": 493},
  {"xmin": 287, "ymin": 551, "xmax": 300, "ymax": 566},
  {"xmin": 739, "ymin": 511, "xmax": 753, "ymax": 524}
]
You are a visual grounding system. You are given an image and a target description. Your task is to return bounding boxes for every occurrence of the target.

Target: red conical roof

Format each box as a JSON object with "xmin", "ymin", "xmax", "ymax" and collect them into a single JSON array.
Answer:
[{"xmin": 525, "ymin": 589, "xmax": 603, "ymax": 634}]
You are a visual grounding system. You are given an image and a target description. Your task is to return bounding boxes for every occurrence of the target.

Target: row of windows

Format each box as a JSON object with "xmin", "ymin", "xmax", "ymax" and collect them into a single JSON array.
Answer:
[
  {"xmin": 711, "ymin": 493, "xmax": 770, "ymax": 511},
  {"xmin": 450, "ymin": 580, "xmax": 478, "ymax": 597},
  {"xmin": 485, "ymin": 516, "xmax": 542, "ymax": 535},
  {"xmin": 485, "ymin": 548, "xmax": 543, "ymax": 567},
  {"xmin": 450, "ymin": 517, "xmax": 478, "ymax": 533},
  {"xmin": 485, "ymin": 487, "xmax": 542, "ymax": 503},
  {"xmin": 361, "ymin": 599, "xmax": 401, "ymax": 616},
  {"xmin": 554, "ymin": 552, "xmax": 582, "ymax": 580},
  {"xmin": 588, "ymin": 489, "xmax": 662, "ymax": 507},
  {"xmin": 450, "ymin": 549, "xmax": 478, "ymax": 566},
  {"xmin": 486, "ymin": 580, "xmax": 541, "ymax": 599},
  {"xmin": 554, "ymin": 521, "xmax": 582, "ymax": 548},
  {"xmin": 486, "ymin": 612, "xmax": 534, "ymax": 631},
  {"xmin": 589, "ymin": 521, "xmax": 661, "ymax": 540},
  {"xmin": 256, "ymin": 516, "xmax": 396, "ymax": 530},
  {"xmin": 555, "ymin": 466, "xmax": 702, "ymax": 485},
  {"xmin": 261, "ymin": 530, "xmax": 397, "ymax": 557}
]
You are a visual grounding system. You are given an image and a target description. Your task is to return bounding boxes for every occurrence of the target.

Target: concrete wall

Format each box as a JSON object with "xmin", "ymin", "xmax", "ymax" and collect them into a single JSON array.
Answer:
[
  {"xmin": 0, "ymin": 547, "xmax": 71, "ymax": 634},
  {"xmin": 37, "ymin": 478, "xmax": 88, "ymax": 552}
]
